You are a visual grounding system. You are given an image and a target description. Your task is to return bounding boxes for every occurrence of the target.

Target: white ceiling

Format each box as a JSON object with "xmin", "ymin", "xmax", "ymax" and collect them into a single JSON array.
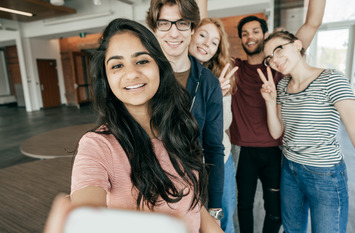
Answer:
[{"xmin": 0, "ymin": 0, "xmax": 271, "ymax": 43}]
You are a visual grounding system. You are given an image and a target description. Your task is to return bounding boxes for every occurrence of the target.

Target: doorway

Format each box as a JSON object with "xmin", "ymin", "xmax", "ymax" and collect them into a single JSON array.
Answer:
[
  {"xmin": 36, "ymin": 59, "xmax": 61, "ymax": 108},
  {"xmin": 72, "ymin": 51, "xmax": 92, "ymax": 108}
]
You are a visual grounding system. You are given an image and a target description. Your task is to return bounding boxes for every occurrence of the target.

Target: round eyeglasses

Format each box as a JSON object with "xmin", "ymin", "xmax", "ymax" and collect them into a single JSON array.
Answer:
[
  {"xmin": 156, "ymin": 20, "xmax": 191, "ymax": 31},
  {"xmin": 263, "ymin": 42, "xmax": 293, "ymax": 67}
]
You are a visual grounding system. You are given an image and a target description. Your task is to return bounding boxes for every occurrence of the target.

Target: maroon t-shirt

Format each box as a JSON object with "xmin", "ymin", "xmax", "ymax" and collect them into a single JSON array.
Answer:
[{"xmin": 230, "ymin": 58, "xmax": 283, "ymax": 147}]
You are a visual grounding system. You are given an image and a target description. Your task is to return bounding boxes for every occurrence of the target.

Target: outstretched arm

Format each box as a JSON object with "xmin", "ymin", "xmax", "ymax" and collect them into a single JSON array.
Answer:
[
  {"xmin": 295, "ymin": 0, "xmax": 326, "ymax": 50},
  {"xmin": 71, "ymin": 186, "xmax": 107, "ymax": 207},
  {"xmin": 197, "ymin": 0, "xmax": 208, "ymax": 19},
  {"xmin": 43, "ymin": 194, "xmax": 72, "ymax": 233}
]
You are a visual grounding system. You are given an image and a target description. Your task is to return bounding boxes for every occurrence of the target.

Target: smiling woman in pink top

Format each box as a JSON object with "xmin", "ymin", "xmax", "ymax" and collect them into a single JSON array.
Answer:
[{"xmin": 70, "ymin": 18, "xmax": 223, "ymax": 233}]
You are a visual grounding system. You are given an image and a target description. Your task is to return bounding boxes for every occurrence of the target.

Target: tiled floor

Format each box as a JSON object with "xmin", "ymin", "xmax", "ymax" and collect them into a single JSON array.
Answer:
[{"xmin": 0, "ymin": 103, "xmax": 354, "ymax": 232}]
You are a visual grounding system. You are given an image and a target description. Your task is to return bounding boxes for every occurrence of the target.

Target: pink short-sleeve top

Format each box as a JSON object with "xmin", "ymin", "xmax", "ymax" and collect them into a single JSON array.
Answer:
[{"xmin": 71, "ymin": 131, "xmax": 200, "ymax": 233}]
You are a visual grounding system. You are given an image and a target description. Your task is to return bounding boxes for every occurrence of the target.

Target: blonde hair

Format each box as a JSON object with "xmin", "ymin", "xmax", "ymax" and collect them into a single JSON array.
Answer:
[{"xmin": 198, "ymin": 18, "xmax": 235, "ymax": 94}]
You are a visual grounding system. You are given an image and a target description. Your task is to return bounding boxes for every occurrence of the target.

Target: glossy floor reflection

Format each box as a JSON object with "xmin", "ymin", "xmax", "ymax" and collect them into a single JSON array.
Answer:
[{"xmin": 0, "ymin": 103, "xmax": 96, "ymax": 168}]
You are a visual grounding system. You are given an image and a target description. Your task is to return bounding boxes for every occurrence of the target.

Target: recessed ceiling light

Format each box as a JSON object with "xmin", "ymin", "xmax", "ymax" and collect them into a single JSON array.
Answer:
[
  {"xmin": 50, "ymin": 0, "xmax": 65, "ymax": 6},
  {"xmin": 93, "ymin": 0, "xmax": 102, "ymax": 5}
]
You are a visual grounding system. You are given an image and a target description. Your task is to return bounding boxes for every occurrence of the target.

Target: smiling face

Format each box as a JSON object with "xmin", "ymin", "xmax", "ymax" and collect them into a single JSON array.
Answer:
[
  {"xmin": 189, "ymin": 23, "xmax": 220, "ymax": 63},
  {"xmin": 154, "ymin": 4, "xmax": 193, "ymax": 63},
  {"xmin": 264, "ymin": 37, "xmax": 302, "ymax": 74},
  {"xmin": 240, "ymin": 21, "xmax": 265, "ymax": 55},
  {"xmin": 105, "ymin": 32, "xmax": 160, "ymax": 113}
]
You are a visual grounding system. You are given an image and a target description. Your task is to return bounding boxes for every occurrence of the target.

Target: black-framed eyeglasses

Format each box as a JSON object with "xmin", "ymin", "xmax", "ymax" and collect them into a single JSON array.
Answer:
[
  {"xmin": 263, "ymin": 42, "xmax": 293, "ymax": 67},
  {"xmin": 156, "ymin": 20, "xmax": 191, "ymax": 31}
]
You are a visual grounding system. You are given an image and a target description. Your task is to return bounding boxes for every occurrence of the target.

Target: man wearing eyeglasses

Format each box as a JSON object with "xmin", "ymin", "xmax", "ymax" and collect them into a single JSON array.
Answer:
[
  {"xmin": 146, "ymin": 0, "xmax": 225, "ymax": 226},
  {"xmin": 229, "ymin": 1, "xmax": 326, "ymax": 233}
]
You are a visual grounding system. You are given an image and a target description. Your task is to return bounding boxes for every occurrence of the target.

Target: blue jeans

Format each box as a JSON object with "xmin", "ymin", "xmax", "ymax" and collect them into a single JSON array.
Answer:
[
  {"xmin": 281, "ymin": 156, "xmax": 349, "ymax": 233},
  {"xmin": 221, "ymin": 154, "xmax": 237, "ymax": 233}
]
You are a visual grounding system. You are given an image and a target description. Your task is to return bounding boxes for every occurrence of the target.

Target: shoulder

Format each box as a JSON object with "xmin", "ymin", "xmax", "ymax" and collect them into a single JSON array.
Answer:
[
  {"xmin": 320, "ymin": 69, "xmax": 346, "ymax": 81},
  {"xmin": 315, "ymin": 69, "xmax": 350, "ymax": 88},
  {"xmin": 190, "ymin": 55, "xmax": 216, "ymax": 77},
  {"xmin": 78, "ymin": 130, "xmax": 122, "ymax": 155},
  {"xmin": 189, "ymin": 56, "xmax": 220, "ymax": 86},
  {"xmin": 200, "ymin": 68, "xmax": 222, "ymax": 100},
  {"xmin": 277, "ymin": 76, "xmax": 291, "ymax": 91},
  {"xmin": 319, "ymin": 69, "xmax": 355, "ymax": 100},
  {"xmin": 232, "ymin": 57, "xmax": 242, "ymax": 66},
  {"xmin": 201, "ymin": 67, "xmax": 219, "ymax": 84}
]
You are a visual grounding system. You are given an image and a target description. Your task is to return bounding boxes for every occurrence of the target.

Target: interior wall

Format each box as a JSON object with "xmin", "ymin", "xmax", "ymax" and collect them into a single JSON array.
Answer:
[
  {"xmin": 274, "ymin": 0, "xmax": 304, "ymax": 28},
  {"xmin": 5, "ymin": 46, "xmax": 23, "ymax": 106},
  {"xmin": 29, "ymin": 38, "xmax": 67, "ymax": 106},
  {"xmin": 59, "ymin": 34, "xmax": 100, "ymax": 106},
  {"xmin": 0, "ymin": 50, "xmax": 11, "ymax": 96},
  {"xmin": 220, "ymin": 13, "xmax": 267, "ymax": 61}
]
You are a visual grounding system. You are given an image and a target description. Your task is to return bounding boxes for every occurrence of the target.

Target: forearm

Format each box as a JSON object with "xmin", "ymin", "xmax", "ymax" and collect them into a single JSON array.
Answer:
[
  {"xmin": 71, "ymin": 186, "xmax": 107, "ymax": 207},
  {"xmin": 200, "ymin": 206, "xmax": 224, "ymax": 233},
  {"xmin": 197, "ymin": 0, "xmax": 208, "ymax": 19},
  {"xmin": 305, "ymin": 0, "xmax": 325, "ymax": 27},
  {"xmin": 204, "ymin": 150, "xmax": 224, "ymax": 208},
  {"xmin": 265, "ymin": 101, "xmax": 283, "ymax": 139},
  {"xmin": 295, "ymin": 0, "xmax": 326, "ymax": 50}
]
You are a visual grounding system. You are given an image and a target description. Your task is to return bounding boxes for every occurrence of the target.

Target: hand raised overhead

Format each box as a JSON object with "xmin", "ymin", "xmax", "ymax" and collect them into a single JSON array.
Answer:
[
  {"xmin": 257, "ymin": 67, "xmax": 277, "ymax": 103},
  {"xmin": 219, "ymin": 63, "xmax": 238, "ymax": 96}
]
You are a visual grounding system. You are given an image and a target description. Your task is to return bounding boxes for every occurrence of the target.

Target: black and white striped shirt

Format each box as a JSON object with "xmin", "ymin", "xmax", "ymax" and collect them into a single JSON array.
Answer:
[{"xmin": 277, "ymin": 69, "xmax": 355, "ymax": 167}]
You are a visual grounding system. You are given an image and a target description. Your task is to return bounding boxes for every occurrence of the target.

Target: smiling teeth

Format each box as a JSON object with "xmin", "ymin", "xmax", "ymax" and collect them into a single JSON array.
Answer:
[
  {"xmin": 198, "ymin": 47, "xmax": 207, "ymax": 54},
  {"xmin": 168, "ymin": 42, "xmax": 180, "ymax": 45},
  {"xmin": 248, "ymin": 42, "xmax": 256, "ymax": 45},
  {"xmin": 125, "ymin": 84, "xmax": 144, "ymax": 90}
]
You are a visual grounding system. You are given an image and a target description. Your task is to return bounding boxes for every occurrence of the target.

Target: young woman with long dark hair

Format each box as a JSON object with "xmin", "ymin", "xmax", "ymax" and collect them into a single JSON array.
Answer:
[{"xmin": 70, "ymin": 18, "xmax": 222, "ymax": 233}]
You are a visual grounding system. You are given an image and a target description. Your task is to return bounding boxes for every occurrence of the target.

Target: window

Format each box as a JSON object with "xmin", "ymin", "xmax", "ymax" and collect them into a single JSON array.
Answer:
[{"xmin": 323, "ymin": 0, "xmax": 355, "ymax": 23}]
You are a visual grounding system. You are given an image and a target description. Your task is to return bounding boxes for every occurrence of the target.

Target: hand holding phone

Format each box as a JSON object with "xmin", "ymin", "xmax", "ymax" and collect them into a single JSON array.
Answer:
[{"xmin": 44, "ymin": 194, "xmax": 190, "ymax": 233}]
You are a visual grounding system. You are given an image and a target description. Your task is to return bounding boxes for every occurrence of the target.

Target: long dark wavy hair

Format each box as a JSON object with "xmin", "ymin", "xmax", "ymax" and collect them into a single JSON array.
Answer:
[{"xmin": 89, "ymin": 18, "xmax": 207, "ymax": 210}]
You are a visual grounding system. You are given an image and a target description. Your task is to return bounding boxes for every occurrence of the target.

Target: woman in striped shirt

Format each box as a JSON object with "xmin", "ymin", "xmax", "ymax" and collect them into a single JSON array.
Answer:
[{"xmin": 258, "ymin": 30, "xmax": 355, "ymax": 233}]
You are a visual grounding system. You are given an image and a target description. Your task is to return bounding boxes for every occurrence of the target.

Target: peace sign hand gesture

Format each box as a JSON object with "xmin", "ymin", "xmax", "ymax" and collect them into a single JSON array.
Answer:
[
  {"xmin": 219, "ymin": 63, "xmax": 239, "ymax": 96},
  {"xmin": 257, "ymin": 67, "xmax": 277, "ymax": 103}
]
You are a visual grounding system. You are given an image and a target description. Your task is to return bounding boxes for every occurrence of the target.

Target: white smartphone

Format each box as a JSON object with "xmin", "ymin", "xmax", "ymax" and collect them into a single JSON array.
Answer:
[{"xmin": 64, "ymin": 207, "xmax": 190, "ymax": 233}]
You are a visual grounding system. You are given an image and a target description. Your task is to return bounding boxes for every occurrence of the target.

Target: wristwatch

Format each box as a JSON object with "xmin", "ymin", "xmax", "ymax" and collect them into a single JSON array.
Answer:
[{"xmin": 208, "ymin": 208, "xmax": 224, "ymax": 220}]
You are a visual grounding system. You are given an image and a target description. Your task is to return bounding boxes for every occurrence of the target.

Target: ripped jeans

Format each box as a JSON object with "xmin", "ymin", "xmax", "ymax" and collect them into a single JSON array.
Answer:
[{"xmin": 236, "ymin": 146, "xmax": 282, "ymax": 233}]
